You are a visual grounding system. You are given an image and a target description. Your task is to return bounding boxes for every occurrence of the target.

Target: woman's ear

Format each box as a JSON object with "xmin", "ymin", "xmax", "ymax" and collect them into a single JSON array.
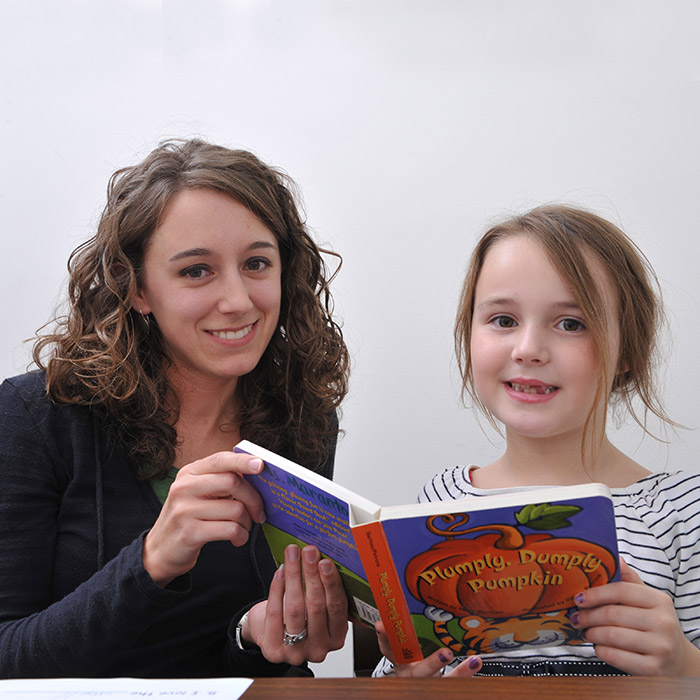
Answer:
[{"xmin": 132, "ymin": 288, "xmax": 151, "ymax": 316}]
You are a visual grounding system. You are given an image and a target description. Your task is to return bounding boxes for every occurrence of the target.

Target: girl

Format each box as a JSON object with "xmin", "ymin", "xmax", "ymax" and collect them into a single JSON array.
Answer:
[
  {"xmin": 0, "ymin": 139, "xmax": 350, "ymax": 677},
  {"xmin": 375, "ymin": 205, "xmax": 700, "ymax": 677}
]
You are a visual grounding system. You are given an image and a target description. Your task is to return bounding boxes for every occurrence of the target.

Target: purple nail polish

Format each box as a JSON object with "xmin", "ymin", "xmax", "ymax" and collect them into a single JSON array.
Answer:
[
  {"xmin": 570, "ymin": 611, "xmax": 580, "ymax": 626},
  {"xmin": 438, "ymin": 650, "xmax": 452, "ymax": 664},
  {"xmin": 468, "ymin": 656, "xmax": 480, "ymax": 670},
  {"xmin": 574, "ymin": 593, "xmax": 585, "ymax": 605}
]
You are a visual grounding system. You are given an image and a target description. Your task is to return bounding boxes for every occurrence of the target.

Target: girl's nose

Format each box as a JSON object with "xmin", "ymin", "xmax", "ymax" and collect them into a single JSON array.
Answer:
[{"xmin": 511, "ymin": 326, "xmax": 550, "ymax": 365}]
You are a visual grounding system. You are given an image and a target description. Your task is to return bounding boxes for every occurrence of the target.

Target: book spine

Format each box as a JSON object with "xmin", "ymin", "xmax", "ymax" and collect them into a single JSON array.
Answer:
[{"xmin": 352, "ymin": 522, "xmax": 422, "ymax": 664}]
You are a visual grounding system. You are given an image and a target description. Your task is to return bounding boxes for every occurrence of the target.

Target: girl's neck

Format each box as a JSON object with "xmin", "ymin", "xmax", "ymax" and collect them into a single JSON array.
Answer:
[{"xmin": 474, "ymin": 432, "xmax": 650, "ymax": 489}]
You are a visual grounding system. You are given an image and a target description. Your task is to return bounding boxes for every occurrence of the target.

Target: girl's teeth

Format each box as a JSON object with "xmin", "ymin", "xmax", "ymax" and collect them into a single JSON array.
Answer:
[{"xmin": 510, "ymin": 382, "xmax": 556, "ymax": 395}]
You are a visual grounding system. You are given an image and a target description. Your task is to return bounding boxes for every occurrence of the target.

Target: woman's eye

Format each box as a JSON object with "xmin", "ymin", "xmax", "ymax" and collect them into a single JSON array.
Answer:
[
  {"xmin": 245, "ymin": 257, "xmax": 271, "ymax": 272},
  {"xmin": 558, "ymin": 318, "xmax": 585, "ymax": 332},
  {"xmin": 491, "ymin": 315, "xmax": 516, "ymax": 329},
  {"xmin": 180, "ymin": 265, "xmax": 210, "ymax": 279}
]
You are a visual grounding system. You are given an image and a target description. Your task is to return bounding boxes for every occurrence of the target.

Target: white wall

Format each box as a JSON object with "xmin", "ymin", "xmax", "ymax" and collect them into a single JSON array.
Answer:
[{"xmin": 2, "ymin": 0, "xmax": 699, "ymax": 677}]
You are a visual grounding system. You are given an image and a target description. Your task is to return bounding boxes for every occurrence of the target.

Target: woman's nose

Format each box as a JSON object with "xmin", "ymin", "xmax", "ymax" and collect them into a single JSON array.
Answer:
[{"xmin": 216, "ymin": 273, "xmax": 255, "ymax": 314}]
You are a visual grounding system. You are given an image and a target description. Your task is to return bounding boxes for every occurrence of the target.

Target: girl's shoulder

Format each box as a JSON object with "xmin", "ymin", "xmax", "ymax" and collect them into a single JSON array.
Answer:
[
  {"xmin": 418, "ymin": 465, "xmax": 481, "ymax": 503},
  {"xmin": 419, "ymin": 466, "xmax": 700, "ymax": 512},
  {"xmin": 611, "ymin": 470, "xmax": 700, "ymax": 521}
]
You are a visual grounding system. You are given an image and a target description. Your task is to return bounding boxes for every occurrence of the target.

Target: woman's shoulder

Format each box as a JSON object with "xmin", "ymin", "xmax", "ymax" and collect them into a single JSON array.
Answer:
[
  {"xmin": 0, "ymin": 370, "xmax": 97, "ymax": 430},
  {"xmin": 1, "ymin": 370, "xmax": 49, "ymax": 406}
]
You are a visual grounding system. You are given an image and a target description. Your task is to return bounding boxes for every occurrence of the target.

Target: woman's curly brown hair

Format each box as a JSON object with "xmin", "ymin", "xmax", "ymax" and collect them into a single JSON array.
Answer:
[{"xmin": 33, "ymin": 138, "xmax": 350, "ymax": 478}]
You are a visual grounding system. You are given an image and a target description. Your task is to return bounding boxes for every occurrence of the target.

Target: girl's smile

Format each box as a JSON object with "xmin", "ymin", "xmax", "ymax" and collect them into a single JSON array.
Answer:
[
  {"xmin": 470, "ymin": 234, "xmax": 620, "ymax": 445},
  {"xmin": 504, "ymin": 378, "xmax": 560, "ymax": 402}
]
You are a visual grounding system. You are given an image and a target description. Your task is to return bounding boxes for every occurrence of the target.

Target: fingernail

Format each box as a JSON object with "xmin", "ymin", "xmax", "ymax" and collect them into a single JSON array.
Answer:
[
  {"xmin": 256, "ymin": 510, "xmax": 266, "ymax": 524},
  {"xmin": 468, "ymin": 656, "xmax": 481, "ymax": 670},
  {"xmin": 276, "ymin": 564, "xmax": 284, "ymax": 580},
  {"xmin": 249, "ymin": 458, "xmax": 263, "ymax": 472},
  {"xmin": 574, "ymin": 593, "xmax": 585, "ymax": 605},
  {"xmin": 319, "ymin": 559, "xmax": 333, "ymax": 575},
  {"xmin": 287, "ymin": 545, "xmax": 299, "ymax": 562},
  {"xmin": 438, "ymin": 649, "xmax": 453, "ymax": 664},
  {"xmin": 570, "ymin": 611, "xmax": 580, "ymax": 626},
  {"xmin": 303, "ymin": 546, "xmax": 318, "ymax": 564}
]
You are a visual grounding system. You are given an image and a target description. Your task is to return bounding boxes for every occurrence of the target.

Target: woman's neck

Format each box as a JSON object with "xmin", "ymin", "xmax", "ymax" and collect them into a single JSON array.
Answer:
[
  {"xmin": 474, "ymin": 431, "xmax": 650, "ymax": 489},
  {"xmin": 167, "ymin": 368, "xmax": 242, "ymax": 468}
]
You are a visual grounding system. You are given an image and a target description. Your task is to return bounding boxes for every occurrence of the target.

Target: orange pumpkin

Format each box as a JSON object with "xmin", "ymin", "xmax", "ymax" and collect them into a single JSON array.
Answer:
[{"xmin": 405, "ymin": 516, "xmax": 617, "ymax": 618}]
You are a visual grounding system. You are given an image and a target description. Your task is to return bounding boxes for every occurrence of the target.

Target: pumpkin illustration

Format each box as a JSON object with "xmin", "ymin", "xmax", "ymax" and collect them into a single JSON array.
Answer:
[{"xmin": 405, "ymin": 507, "xmax": 617, "ymax": 619}]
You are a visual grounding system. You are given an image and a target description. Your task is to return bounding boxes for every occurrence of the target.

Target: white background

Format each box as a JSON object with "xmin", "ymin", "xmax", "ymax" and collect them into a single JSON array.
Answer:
[{"xmin": 1, "ymin": 0, "xmax": 699, "ymax": 676}]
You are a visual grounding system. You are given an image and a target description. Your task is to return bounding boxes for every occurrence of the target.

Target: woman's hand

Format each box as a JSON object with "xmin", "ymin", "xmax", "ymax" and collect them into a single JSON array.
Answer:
[
  {"xmin": 375, "ymin": 620, "xmax": 482, "ymax": 677},
  {"xmin": 143, "ymin": 451, "xmax": 266, "ymax": 586},
  {"xmin": 572, "ymin": 558, "xmax": 700, "ymax": 676},
  {"xmin": 243, "ymin": 544, "xmax": 349, "ymax": 666}
]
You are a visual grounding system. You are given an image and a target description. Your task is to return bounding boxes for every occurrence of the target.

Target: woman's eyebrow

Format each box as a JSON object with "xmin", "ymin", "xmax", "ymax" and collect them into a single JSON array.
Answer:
[
  {"xmin": 168, "ymin": 241, "xmax": 278, "ymax": 263},
  {"xmin": 169, "ymin": 247, "xmax": 212, "ymax": 262}
]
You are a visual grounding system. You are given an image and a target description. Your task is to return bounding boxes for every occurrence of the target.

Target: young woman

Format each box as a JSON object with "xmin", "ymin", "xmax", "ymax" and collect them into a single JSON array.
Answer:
[
  {"xmin": 374, "ymin": 205, "xmax": 700, "ymax": 677},
  {"xmin": 0, "ymin": 139, "xmax": 350, "ymax": 678}
]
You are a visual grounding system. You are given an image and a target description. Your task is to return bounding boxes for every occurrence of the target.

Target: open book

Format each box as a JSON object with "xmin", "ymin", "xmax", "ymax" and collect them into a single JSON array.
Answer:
[{"xmin": 236, "ymin": 440, "xmax": 620, "ymax": 665}]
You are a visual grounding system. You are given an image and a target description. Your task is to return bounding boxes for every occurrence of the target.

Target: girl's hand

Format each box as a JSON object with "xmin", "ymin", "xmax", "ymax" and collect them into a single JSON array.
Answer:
[
  {"xmin": 375, "ymin": 620, "xmax": 482, "ymax": 677},
  {"xmin": 143, "ymin": 451, "xmax": 266, "ymax": 586},
  {"xmin": 572, "ymin": 558, "xmax": 700, "ymax": 676},
  {"xmin": 243, "ymin": 545, "xmax": 349, "ymax": 665}
]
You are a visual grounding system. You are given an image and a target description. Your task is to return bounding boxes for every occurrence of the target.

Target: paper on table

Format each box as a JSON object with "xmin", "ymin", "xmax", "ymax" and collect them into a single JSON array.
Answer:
[{"xmin": 0, "ymin": 677, "xmax": 253, "ymax": 700}]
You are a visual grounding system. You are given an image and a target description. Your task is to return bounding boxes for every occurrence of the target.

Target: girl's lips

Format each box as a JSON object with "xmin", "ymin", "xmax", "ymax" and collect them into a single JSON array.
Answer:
[{"xmin": 504, "ymin": 380, "xmax": 559, "ymax": 403}]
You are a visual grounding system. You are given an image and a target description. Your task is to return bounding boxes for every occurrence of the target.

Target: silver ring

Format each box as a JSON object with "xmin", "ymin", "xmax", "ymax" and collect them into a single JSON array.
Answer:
[{"xmin": 283, "ymin": 626, "xmax": 308, "ymax": 646}]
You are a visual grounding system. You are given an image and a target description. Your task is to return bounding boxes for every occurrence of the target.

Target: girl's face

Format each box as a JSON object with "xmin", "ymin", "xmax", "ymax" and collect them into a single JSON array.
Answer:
[
  {"xmin": 469, "ymin": 235, "xmax": 620, "ymax": 446},
  {"xmin": 134, "ymin": 187, "xmax": 282, "ymax": 388}
]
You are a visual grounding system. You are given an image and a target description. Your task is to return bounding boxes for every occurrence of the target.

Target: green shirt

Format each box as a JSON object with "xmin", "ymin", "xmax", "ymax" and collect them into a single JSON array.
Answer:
[{"xmin": 150, "ymin": 466, "xmax": 178, "ymax": 504}]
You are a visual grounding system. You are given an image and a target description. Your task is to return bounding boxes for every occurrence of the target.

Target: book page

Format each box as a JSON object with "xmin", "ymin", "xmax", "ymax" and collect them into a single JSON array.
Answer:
[{"xmin": 0, "ymin": 677, "xmax": 253, "ymax": 700}]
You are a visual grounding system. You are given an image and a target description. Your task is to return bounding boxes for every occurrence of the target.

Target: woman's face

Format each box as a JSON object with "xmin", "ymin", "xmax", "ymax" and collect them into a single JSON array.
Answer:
[{"xmin": 134, "ymin": 187, "xmax": 282, "ymax": 388}]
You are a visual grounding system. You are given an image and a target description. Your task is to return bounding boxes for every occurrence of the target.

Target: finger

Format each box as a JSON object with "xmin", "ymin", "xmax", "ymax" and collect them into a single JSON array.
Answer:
[
  {"xmin": 282, "ymin": 545, "xmax": 307, "ymax": 635},
  {"xmin": 301, "ymin": 546, "xmax": 328, "ymax": 641},
  {"xmin": 164, "ymin": 482, "xmax": 257, "ymax": 539},
  {"xmin": 448, "ymin": 655, "xmax": 482, "ymax": 677},
  {"xmin": 318, "ymin": 557, "xmax": 349, "ymax": 643},
  {"xmin": 404, "ymin": 647, "xmax": 457, "ymax": 677},
  {"xmin": 386, "ymin": 648, "xmax": 456, "ymax": 678},
  {"xmin": 172, "ymin": 460, "xmax": 266, "ymax": 523},
  {"xmin": 186, "ymin": 451, "xmax": 264, "ymax": 476},
  {"xmin": 619, "ymin": 557, "xmax": 645, "ymax": 585},
  {"xmin": 261, "ymin": 565, "xmax": 286, "ymax": 649},
  {"xmin": 374, "ymin": 621, "xmax": 396, "ymax": 662},
  {"xmin": 575, "ymin": 581, "xmax": 660, "ymax": 610}
]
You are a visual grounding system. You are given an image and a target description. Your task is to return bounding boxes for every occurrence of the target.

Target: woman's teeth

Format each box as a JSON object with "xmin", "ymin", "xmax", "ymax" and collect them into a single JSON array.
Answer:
[{"xmin": 211, "ymin": 324, "xmax": 254, "ymax": 340}]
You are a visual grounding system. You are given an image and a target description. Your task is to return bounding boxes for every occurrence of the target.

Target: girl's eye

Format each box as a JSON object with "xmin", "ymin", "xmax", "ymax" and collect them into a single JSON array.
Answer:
[
  {"xmin": 491, "ymin": 315, "xmax": 516, "ymax": 329},
  {"xmin": 557, "ymin": 318, "xmax": 585, "ymax": 332},
  {"xmin": 180, "ymin": 265, "xmax": 211, "ymax": 280}
]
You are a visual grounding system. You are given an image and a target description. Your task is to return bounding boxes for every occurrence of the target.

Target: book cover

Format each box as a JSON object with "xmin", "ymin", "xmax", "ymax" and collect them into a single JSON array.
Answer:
[
  {"xmin": 235, "ymin": 441, "xmax": 620, "ymax": 665},
  {"xmin": 372, "ymin": 484, "xmax": 620, "ymax": 662},
  {"xmin": 235, "ymin": 440, "xmax": 383, "ymax": 627}
]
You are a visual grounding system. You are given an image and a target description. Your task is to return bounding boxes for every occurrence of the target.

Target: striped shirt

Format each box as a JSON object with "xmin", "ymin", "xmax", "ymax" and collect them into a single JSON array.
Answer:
[{"xmin": 374, "ymin": 468, "xmax": 700, "ymax": 676}]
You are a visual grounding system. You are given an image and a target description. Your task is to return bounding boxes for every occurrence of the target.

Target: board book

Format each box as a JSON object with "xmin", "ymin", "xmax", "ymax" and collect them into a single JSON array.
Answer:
[{"xmin": 235, "ymin": 440, "xmax": 621, "ymax": 664}]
